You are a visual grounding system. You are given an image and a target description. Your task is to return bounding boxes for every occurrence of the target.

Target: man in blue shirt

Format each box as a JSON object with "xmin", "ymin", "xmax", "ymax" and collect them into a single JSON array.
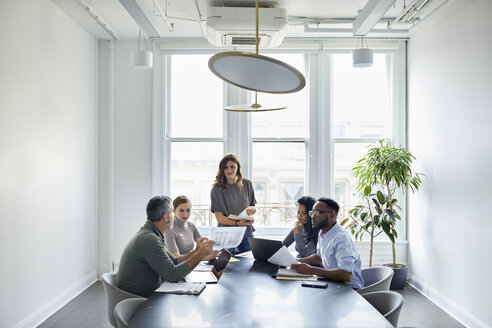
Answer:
[{"xmin": 291, "ymin": 197, "xmax": 364, "ymax": 289}]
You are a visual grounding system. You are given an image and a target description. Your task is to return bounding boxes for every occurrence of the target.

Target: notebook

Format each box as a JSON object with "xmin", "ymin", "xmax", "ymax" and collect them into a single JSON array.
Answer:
[
  {"xmin": 248, "ymin": 237, "xmax": 283, "ymax": 262},
  {"xmin": 275, "ymin": 268, "xmax": 318, "ymax": 281},
  {"xmin": 156, "ymin": 281, "xmax": 206, "ymax": 295},
  {"xmin": 185, "ymin": 248, "xmax": 232, "ymax": 283}
]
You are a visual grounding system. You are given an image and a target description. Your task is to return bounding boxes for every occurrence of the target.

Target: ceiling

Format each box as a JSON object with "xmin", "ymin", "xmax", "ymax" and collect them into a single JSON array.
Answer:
[{"xmin": 52, "ymin": 0, "xmax": 447, "ymax": 41}]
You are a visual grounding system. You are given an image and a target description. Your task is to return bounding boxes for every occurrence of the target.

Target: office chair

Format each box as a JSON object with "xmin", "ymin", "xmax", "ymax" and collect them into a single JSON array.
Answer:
[
  {"xmin": 362, "ymin": 291, "xmax": 404, "ymax": 327},
  {"xmin": 101, "ymin": 272, "xmax": 145, "ymax": 327},
  {"xmin": 357, "ymin": 266, "xmax": 394, "ymax": 295},
  {"xmin": 114, "ymin": 298, "xmax": 147, "ymax": 328}
]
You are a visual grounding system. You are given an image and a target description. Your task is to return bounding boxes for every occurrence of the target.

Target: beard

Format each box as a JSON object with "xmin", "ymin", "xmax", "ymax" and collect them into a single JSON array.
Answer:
[
  {"xmin": 165, "ymin": 214, "xmax": 174, "ymax": 230},
  {"xmin": 314, "ymin": 216, "xmax": 330, "ymax": 229}
]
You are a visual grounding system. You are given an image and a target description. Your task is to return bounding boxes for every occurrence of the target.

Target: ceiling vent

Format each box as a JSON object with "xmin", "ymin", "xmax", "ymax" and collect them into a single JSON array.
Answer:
[{"xmin": 206, "ymin": 7, "xmax": 288, "ymax": 48}]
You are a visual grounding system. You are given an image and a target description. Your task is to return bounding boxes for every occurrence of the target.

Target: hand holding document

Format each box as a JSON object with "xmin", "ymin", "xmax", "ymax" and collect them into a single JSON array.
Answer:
[
  {"xmin": 228, "ymin": 207, "xmax": 255, "ymax": 221},
  {"xmin": 267, "ymin": 246, "xmax": 298, "ymax": 267},
  {"xmin": 210, "ymin": 226, "xmax": 247, "ymax": 250}
]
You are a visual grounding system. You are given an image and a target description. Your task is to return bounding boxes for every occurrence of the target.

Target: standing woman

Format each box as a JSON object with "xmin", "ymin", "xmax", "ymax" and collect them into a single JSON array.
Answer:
[
  {"xmin": 164, "ymin": 195, "xmax": 201, "ymax": 257},
  {"xmin": 282, "ymin": 196, "xmax": 319, "ymax": 258},
  {"xmin": 210, "ymin": 153, "xmax": 256, "ymax": 253}
]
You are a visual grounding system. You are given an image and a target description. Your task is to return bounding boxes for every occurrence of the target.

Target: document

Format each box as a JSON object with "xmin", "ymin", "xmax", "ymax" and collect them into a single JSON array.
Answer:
[
  {"xmin": 276, "ymin": 268, "xmax": 318, "ymax": 281},
  {"xmin": 210, "ymin": 226, "xmax": 247, "ymax": 250},
  {"xmin": 228, "ymin": 207, "xmax": 254, "ymax": 221},
  {"xmin": 267, "ymin": 246, "xmax": 298, "ymax": 267},
  {"xmin": 156, "ymin": 281, "xmax": 206, "ymax": 295},
  {"xmin": 194, "ymin": 262, "xmax": 214, "ymax": 272}
]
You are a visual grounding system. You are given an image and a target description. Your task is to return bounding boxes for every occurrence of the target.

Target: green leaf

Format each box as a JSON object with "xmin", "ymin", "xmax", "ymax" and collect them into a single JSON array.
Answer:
[
  {"xmin": 377, "ymin": 190, "xmax": 386, "ymax": 204},
  {"xmin": 340, "ymin": 218, "xmax": 348, "ymax": 226},
  {"xmin": 360, "ymin": 212, "xmax": 368, "ymax": 221},
  {"xmin": 384, "ymin": 209, "xmax": 395, "ymax": 218},
  {"xmin": 365, "ymin": 221, "xmax": 373, "ymax": 229},
  {"xmin": 381, "ymin": 221, "xmax": 390, "ymax": 235},
  {"xmin": 373, "ymin": 215, "xmax": 380, "ymax": 225},
  {"xmin": 392, "ymin": 228, "xmax": 398, "ymax": 239},
  {"xmin": 364, "ymin": 186, "xmax": 371, "ymax": 196},
  {"xmin": 386, "ymin": 231, "xmax": 395, "ymax": 243}
]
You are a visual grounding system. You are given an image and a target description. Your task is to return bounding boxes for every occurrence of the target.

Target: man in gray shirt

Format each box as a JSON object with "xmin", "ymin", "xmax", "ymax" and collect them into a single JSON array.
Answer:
[{"xmin": 116, "ymin": 196, "xmax": 214, "ymax": 298}]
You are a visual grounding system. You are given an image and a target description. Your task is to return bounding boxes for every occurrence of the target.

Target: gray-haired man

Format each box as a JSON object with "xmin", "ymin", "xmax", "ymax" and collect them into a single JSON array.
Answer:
[{"xmin": 117, "ymin": 196, "xmax": 214, "ymax": 297}]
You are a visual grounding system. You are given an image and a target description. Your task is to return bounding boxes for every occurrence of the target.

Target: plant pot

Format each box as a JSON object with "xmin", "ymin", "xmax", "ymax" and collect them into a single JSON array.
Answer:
[{"xmin": 383, "ymin": 263, "xmax": 408, "ymax": 290}]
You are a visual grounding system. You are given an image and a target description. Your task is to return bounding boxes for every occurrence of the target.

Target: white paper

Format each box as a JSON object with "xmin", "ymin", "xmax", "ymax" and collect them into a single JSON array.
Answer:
[
  {"xmin": 194, "ymin": 262, "xmax": 213, "ymax": 272},
  {"xmin": 156, "ymin": 281, "xmax": 206, "ymax": 295},
  {"xmin": 209, "ymin": 226, "xmax": 247, "ymax": 250},
  {"xmin": 228, "ymin": 208, "xmax": 252, "ymax": 221},
  {"xmin": 267, "ymin": 246, "xmax": 298, "ymax": 267}
]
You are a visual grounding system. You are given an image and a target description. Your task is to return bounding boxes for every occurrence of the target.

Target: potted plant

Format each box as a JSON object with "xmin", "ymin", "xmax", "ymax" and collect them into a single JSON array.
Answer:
[
  {"xmin": 341, "ymin": 186, "xmax": 387, "ymax": 267},
  {"xmin": 352, "ymin": 139, "xmax": 423, "ymax": 289}
]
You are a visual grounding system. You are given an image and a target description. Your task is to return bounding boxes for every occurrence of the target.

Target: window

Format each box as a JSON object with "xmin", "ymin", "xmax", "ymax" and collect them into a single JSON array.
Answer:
[
  {"xmin": 332, "ymin": 53, "xmax": 394, "ymax": 224},
  {"xmin": 170, "ymin": 142, "xmax": 223, "ymax": 205},
  {"xmin": 169, "ymin": 55, "xmax": 224, "ymax": 218},
  {"xmin": 162, "ymin": 46, "xmax": 404, "ymax": 235}
]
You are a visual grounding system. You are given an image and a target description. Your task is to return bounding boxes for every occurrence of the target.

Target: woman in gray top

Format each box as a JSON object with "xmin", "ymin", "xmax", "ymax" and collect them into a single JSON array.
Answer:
[
  {"xmin": 282, "ymin": 196, "xmax": 319, "ymax": 258},
  {"xmin": 210, "ymin": 153, "xmax": 256, "ymax": 253},
  {"xmin": 164, "ymin": 195, "xmax": 202, "ymax": 256}
]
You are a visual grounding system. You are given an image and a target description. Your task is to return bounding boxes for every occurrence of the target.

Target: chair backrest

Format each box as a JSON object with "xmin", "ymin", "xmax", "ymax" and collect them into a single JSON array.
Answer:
[
  {"xmin": 101, "ymin": 272, "xmax": 145, "ymax": 327},
  {"xmin": 362, "ymin": 291, "xmax": 404, "ymax": 327},
  {"xmin": 358, "ymin": 266, "xmax": 394, "ymax": 294},
  {"xmin": 114, "ymin": 298, "xmax": 147, "ymax": 328}
]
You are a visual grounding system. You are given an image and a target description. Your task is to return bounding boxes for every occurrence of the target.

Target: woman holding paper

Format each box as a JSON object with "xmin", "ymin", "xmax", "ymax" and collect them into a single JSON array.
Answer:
[
  {"xmin": 282, "ymin": 196, "xmax": 319, "ymax": 258},
  {"xmin": 210, "ymin": 153, "xmax": 256, "ymax": 253}
]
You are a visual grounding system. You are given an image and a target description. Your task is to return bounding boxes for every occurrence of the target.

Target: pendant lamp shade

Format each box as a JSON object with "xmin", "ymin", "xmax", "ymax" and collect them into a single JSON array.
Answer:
[
  {"xmin": 209, "ymin": 51, "xmax": 305, "ymax": 94},
  {"xmin": 352, "ymin": 48, "xmax": 373, "ymax": 68},
  {"xmin": 208, "ymin": 0, "xmax": 305, "ymax": 97},
  {"xmin": 131, "ymin": 50, "xmax": 153, "ymax": 69},
  {"xmin": 352, "ymin": 36, "xmax": 373, "ymax": 68},
  {"xmin": 131, "ymin": 29, "xmax": 153, "ymax": 70}
]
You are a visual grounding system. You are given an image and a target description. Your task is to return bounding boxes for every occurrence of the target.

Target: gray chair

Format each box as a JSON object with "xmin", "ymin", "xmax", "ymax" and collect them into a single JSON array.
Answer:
[
  {"xmin": 358, "ymin": 266, "xmax": 394, "ymax": 294},
  {"xmin": 362, "ymin": 291, "xmax": 404, "ymax": 327},
  {"xmin": 114, "ymin": 298, "xmax": 147, "ymax": 328},
  {"xmin": 101, "ymin": 272, "xmax": 145, "ymax": 327}
]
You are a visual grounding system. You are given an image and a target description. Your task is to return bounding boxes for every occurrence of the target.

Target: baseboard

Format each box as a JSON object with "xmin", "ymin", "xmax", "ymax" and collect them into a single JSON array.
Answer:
[
  {"xmin": 12, "ymin": 271, "xmax": 97, "ymax": 328},
  {"xmin": 408, "ymin": 274, "xmax": 490, "ymax": 328}
]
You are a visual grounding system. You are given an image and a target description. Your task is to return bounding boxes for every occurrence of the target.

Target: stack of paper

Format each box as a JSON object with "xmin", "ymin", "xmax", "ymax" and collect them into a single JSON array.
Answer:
[
  {"xmin": 156, "ymin": 282, "xmax": 206, "ymax": 295},
  {"xmin": 276, "ymin": 268, "xmax": 318, "ymax": 281},
  {"xmin": 267, "ymin": 246, "xmax": 318, "ymax": 281}
]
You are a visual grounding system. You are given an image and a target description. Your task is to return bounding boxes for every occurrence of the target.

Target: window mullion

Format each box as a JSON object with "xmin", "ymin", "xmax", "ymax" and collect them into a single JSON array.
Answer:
[
  {"xmin": 225, "ymin": 86, "xmax": 251, "ymax": 177},
  {"xmin": 162, "ymin": 54, "xmax": 172, "ymax": 196}
]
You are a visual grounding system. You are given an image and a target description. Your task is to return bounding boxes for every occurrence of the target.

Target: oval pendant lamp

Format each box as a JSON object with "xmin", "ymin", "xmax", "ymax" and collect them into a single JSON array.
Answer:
[{"xmin": 209, "ymin": 0, "xmax": 305, "ymax": 112}]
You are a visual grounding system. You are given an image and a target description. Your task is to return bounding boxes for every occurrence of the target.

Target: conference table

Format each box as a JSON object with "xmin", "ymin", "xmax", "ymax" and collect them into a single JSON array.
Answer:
[{"xmin": 129, "ymin": 256, "xmax": 392, "ymax": 327}]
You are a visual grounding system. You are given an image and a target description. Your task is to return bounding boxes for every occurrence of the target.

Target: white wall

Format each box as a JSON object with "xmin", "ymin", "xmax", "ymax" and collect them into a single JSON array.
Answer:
[
  {"xmin": 407, "ymin": 0, "xmax": 492, "ymax": 327},
  {"xmin": 98, "ymin": 40, "xmax": 154, "ymax": 272},
  {"xmin": 0, "ymin": 1, "xmax": 98, "ymax": 327}
]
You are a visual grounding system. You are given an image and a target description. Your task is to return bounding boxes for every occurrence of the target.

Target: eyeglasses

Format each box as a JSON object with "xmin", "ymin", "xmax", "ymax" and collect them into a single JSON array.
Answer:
[{"xmin": 309, "ymin": 210, "xmax": 333, "ymax": 217}]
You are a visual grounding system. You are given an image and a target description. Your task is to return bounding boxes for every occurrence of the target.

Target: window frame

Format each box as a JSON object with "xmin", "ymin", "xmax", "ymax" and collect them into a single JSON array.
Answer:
[{"xmin": 153, "ymin": 42, "xmax": 407, "ymax": 239}]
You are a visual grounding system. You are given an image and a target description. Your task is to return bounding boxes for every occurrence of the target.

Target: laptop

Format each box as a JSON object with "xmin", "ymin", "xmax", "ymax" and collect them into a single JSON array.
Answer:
[
  {"xmin": 185, "ymin": 249, "xmax": 232, "ymax": 284},
  {"xmin": 248, "ymin": 237, "xmax": 283, "ymax": 262}
]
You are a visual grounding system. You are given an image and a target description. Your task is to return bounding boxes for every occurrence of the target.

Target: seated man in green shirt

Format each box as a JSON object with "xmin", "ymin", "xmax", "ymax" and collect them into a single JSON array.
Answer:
[{"xmin": 116, "ymin": 195, "xmax": 215, "ymax": 297}]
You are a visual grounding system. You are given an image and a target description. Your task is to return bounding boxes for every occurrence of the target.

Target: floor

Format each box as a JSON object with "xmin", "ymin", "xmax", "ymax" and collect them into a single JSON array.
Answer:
[{"xmin": 38, "ymin": 281, "xmax": 465, "ymax": 328}]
